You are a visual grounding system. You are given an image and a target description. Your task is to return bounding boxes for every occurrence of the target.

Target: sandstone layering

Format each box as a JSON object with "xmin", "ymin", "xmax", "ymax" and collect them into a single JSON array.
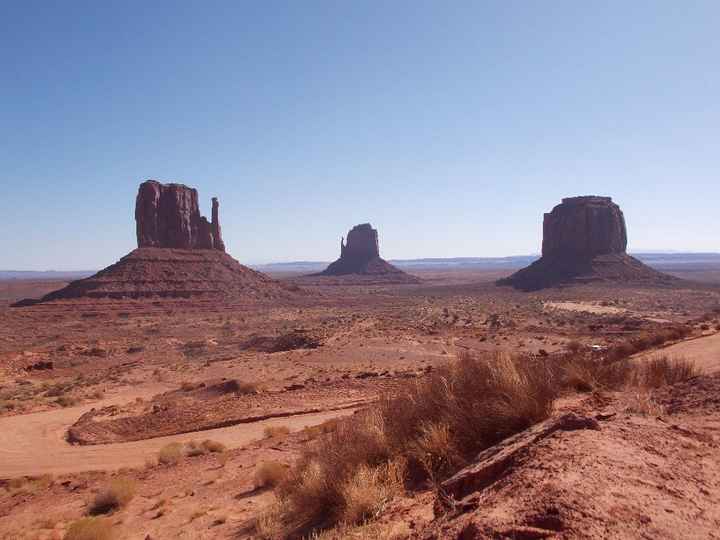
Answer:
[
  {"xmin": 135, "ymin": 180, "xmax": 225, "ymax": 251},
  {"xmin": 499, "ymin": 196, "xmax": 675, "ymax": 290},
  {"xmin": 20, "ymin": 181, "xmax": 297, "ymax": 303},
  {"xmin": 318, "ymin": 223, "xmax": 418, "ymax": 282}
]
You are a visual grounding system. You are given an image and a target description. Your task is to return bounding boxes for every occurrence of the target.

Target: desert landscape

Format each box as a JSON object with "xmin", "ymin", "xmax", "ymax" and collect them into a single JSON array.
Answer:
[
  {"xmin": 1, "ymin": 183, "xmax": 719, "ymax": 540},
  {"xmin": 3, "ymin": 4, "xmax": 719, "ymax": 539}
]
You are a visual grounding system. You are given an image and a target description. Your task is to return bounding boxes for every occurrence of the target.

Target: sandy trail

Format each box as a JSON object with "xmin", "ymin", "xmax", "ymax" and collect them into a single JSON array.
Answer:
[
  {"xmin": 635, "ymin": 331, "xmax": 720, "ymax": 373},
  {"xmin": 0, "ymin": 382, "xmax": 356, "ymax": 478},
  {"xmin": 544, "ymin": 301, "xmax": 627, "ymax": 315},
  {"xmin": 544, "ymin": 301, "xmax": 671, "ymax": 322}
]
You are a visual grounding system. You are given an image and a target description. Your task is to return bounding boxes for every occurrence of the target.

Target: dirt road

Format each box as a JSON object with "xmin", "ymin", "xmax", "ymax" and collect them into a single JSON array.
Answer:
[{"xmin": 0, "ymin": 382, "xmax": 355, "ymax": 478}]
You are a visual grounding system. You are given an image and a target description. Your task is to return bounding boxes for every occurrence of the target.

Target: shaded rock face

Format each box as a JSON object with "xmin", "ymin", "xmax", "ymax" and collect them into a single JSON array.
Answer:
[
  {"xmin": 498, "ymin": 196, "xmax": 675, "ymax": 291},
  {"xmin": 542, "ymin": 196, "xmax": 627, "ymax": 257},
  {"xmin": 135, "ymin": 180, "xmax": 225, "ymax": 251},
  {"xmin": 340, "ymin": 223, "xmax": 380, "ymax": 265}
]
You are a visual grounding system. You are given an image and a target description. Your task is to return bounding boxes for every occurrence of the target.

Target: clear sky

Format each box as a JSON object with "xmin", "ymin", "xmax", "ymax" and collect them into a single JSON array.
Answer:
[{"xmin": 2, "ymin": 1, "xmax": 718, "ymax": 270}]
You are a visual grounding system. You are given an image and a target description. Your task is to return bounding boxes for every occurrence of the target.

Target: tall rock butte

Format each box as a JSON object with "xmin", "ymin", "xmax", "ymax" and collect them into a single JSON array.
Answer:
[
  {"xmin": 135, "ymin": 180, "xmax": 225, "ymax": 251},
  {"xmin": 14, "ymin": 180, "xmax": 299, "ymax": 304},
  {"xmin": 542, "ymin": 196, "xmax": 627, "ymax": 258},
  {"xmin": 318, "ymin": 223, "xmax": 418, "ymax": 282},
  {"xmin": 499, "ymin": 196, "xmax": 674, "ymax": 291}
]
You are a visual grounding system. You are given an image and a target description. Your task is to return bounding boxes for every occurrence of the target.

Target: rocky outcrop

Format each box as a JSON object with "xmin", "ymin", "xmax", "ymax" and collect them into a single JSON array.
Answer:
[
  {"xmin": 135, "ymin": 180, "xmax": 225, "ymax": 251},
  {"xmin": 14, "ymin": 181, "xmax": 300, "ymax": 305},
  {"xmin": 317, "ymin": 223, "xmax": 418, "ymax": 283},
  {"xmin": 542, "ymin": 196, "xmax": 627, "ymax": 257},
  {"xmin": 499, "ymin": 196, "xmax": 676, "ymax": 291}
]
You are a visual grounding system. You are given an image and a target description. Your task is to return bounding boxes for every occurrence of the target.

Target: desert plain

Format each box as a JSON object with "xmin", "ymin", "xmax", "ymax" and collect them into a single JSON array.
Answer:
[{"xmin": 1, "ymin": 261, "xmax": 720, "ymax": 540}]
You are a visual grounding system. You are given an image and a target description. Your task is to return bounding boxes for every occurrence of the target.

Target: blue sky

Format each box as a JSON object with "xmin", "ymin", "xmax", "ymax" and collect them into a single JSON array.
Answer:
[{"xmin": 1, "ymin": 1, "xmax": 718, "ymax": 270}]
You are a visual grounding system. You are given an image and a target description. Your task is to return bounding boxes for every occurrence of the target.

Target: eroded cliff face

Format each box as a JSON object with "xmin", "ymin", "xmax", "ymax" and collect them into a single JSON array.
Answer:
[
  {"xmin": 542, "ymin": 196, "xmax": 627, "ymax": 257},
  {"xmin": 135, "ymin": 180, "xmax": 225, "ymax": 251}
]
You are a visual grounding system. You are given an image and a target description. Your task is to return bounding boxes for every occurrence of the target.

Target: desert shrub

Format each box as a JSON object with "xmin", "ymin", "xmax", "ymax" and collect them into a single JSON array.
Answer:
[
  {"xmin": 234, "ymin": 380, "xmax": 259, "ymax": 395},
  {"xmin": 264, "ymin": 425, "xmax": 291, "ymax": 440},
  {"xmin": 254, "ymin": 461, "xmax": 289, "ymax": 489},
  {"xmin": 57, "ymin": 395, "xmax": 79, "ymax": 407},
  {"xmin": 566, "ymin": 339, "xmax": 583, "ymax": 353},
  {"xmin": 255, "ymin": 503, "xmax": 284, "ymax": 540},
  {"xmin": 5, "ymin": 474, "xmax": 53, "ymax": 495},
  {"xmin": 557, "ymin": 354, "xmax": 632, "ymax": 392},
  {"xmin": 201, "ymin": 439, "xmax": 226, "ymax": 453},
  {"xmin": 183, "ymin": 439, "xmax": 226, "ymax": 457},
  {"xmin": 625, "ymin": 390, "xmax": 664, "ymax": 416},
  {"xmin": 89, "ymin": 478, "xmax": 136, "ymax": 515},
  {"xmin": 338, "ymin": 461, "xmax": 404, "ymax": 525},
  {"xmin": 184, "ymin": 440, "xmax": 206, "ymax": 457},
  {"xmin": 631, "ymin": 356, "xmax": 698, "ymax": 389},
  {"xmin": 380, "ymin": 352, "xmax": 555, "ymax": 466},
  {"xmin": 157, "ymin": 442, "xmax": 183, "ymax": 465},
  {"xmin": 264, "ymin": 352, "xmax": 556, "ymax": 538},
  {"xmin": 64, "ymin": 517, "xmax": 115, "ymax": 540},
  {"xmin": 6, "ymin": 477, "xmax": 26, "ymax": 491},
  {"xmin": 301, "ymin": 419, "xmax": 339, "ymax": 441},
  {"xmin": 605, "ymin": 325, "xmax": 692, "ymax": 362}
]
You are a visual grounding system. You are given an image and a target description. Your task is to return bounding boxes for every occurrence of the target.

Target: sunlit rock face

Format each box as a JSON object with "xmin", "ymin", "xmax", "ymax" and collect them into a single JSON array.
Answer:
[{"xmin": 135, "ymin": 180, "xmax": 225, "ymax": 251}]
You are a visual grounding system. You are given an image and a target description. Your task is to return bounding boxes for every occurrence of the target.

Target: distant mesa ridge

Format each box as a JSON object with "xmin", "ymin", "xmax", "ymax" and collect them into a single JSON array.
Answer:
[
  {"xmin": 317, "ymin": 223, "xmax": 418, "ymax": 282},
  {"xmin": 498, "ymin": 195, "xmax": 677, "ymax": 291},
  {"xmin": 12, "ymin": 180, "xmax": 296, "ymax": 305}
]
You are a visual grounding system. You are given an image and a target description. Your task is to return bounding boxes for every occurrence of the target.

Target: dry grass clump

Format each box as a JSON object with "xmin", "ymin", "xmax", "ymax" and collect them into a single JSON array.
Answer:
[
  {"xmin": 625, "ymin": 390, "xmax": 664, "ymax": 416},
  {"xmin": 380, "ymin": 352, "xmax": 555, "ymax": 470},
  {"xmin": 4, "ymin": 474, "xmax": 53, "ymax": 495},
  {"xmin": 254, "ymin": 461, "xmax": 289, "ymax": 489},
  {"xmin": 337, "ymin": 460, "xmax": 404, "ymax": 525},
  {"xmin": 202, "ymin": 439, "xmax": 226, "ymax": 453},
  {"xmin": 264, "ymin": 425, "xmax": 291, "ymax": 440},
  {"xmin": 184, "ymin": 439, "xmax": 227, "ymax": 456},
  {"xmin": 184, "ymin": 440, "xmax": 206, "ymax": 457},
  {"xmin": 261, "ymin": 352, "xmax": 555, "ymax": 538},
  {"xmin": 57, "ymin": 394, "xmax": 80, "ymax": 407},
  {"xmin": 606, "ymin": 325, "xmax": 692, "ymax": 361},
  {"xmin": 300, "ymin": 419, "xmax": 339, "ymax": 441},
  {"xmin": 557, "ymin": 351, "xmax": 697, "ymax": 393},
  {"xmin": 64, "ymin": 517, "xmax": 115, "ymax": 540},
  {"xmin": 89, "ymin": 478, "xmax": 136, "ymax": 515},
  {"xmin": 234, "ymin": 380, "xmax": 260, "ymax": 395},
  {"xmin": 558, "ymin": 354, "xmax": 632, "ymax": 392},
  {"xmin": 157, "ymin": 442, "xmax": 183, "ymax": 465},
  {"xmin": 630, "ymin": 356, "xmax": 698, "ymax": 388}
]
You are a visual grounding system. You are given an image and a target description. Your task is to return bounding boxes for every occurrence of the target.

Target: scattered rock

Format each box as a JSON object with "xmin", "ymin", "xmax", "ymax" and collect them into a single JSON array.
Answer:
[
  {"xmin": 440, "ymin": 413, "xmax": 601, "ymax": 502},
  {"xmin": 241, "ymin": 330, "xmax": 322, "ymax": 353},
  {"xmin": 26, "ymin": 360, "xmax": 53, "ymax": 371}
]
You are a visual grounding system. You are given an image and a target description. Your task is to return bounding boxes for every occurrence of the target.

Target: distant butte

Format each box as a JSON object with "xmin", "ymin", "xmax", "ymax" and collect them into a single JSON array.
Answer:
[
  {"xmin": 14, "ymin": 180, "xmax": 298, "ymax": 304},
  {"xmin": 498, "ymin": 196, "xmax": 677, "ymax": 291},
  {"xmin": 315, "ymin": 223, "xmax": 419, "ymax": 284}
]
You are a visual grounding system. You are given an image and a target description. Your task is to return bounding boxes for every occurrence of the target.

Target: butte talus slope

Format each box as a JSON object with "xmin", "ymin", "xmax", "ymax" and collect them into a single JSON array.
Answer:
[
  {"xmin": 316, "ymin": 223, "xmax": 419, "ymax": 283},
  {"xmin": 499, "ymin": 196, "xmax": 677, "ymax": 291},
  {"xmin": 26, "ymin": 180, "xmax": 297, "ymax": 303}
]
